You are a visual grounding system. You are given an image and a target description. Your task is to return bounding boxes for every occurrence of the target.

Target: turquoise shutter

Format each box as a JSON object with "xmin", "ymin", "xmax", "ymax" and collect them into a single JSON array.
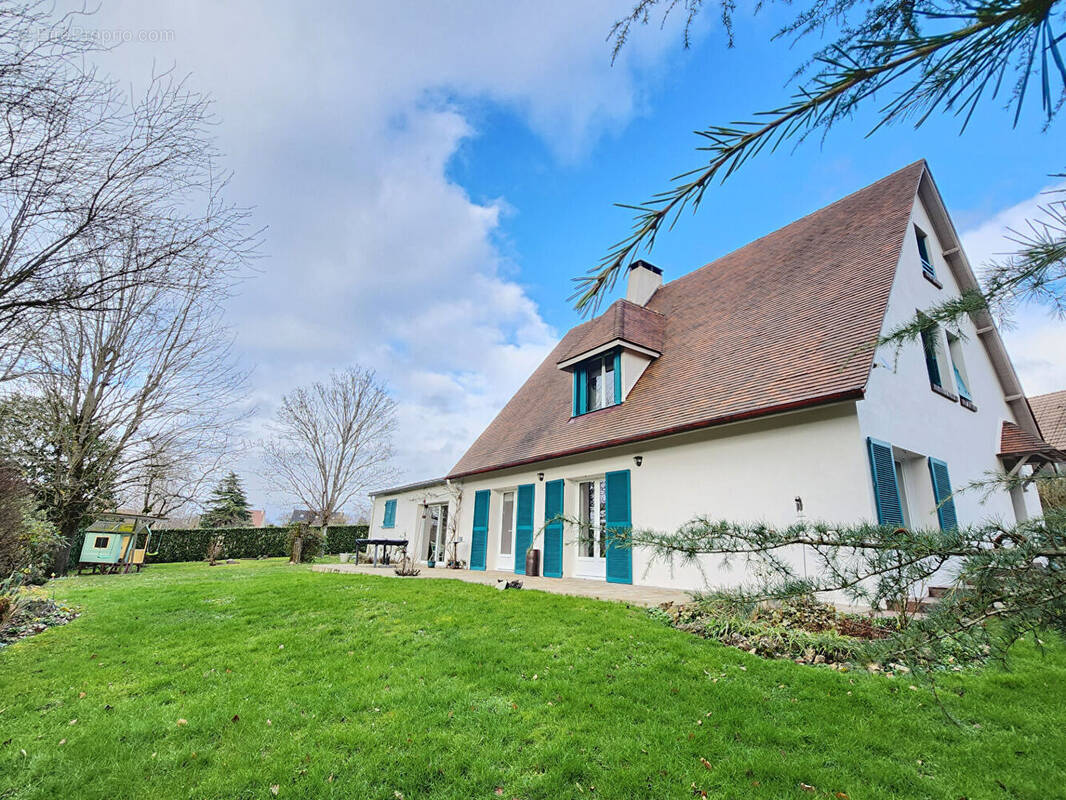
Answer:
[
  {"xmin": 383, "ymin": 499, "xmax": 396, "ymax": 528},
  {"xmin": 867, "ymin": 438, "xmax": 904, "ymax": 526},
  {"xmin": 578, "ymin": 368, "xmax": 588, "ymax": 415},
  {"xmin": 513, "ymin": 483, "xmax": 535, "ymax": 575},
  {"xmin": 613, "ymin": 350, "xmax": 622, "ymax": 405},
  {"xmin": 952, "ymin": 364, "xmax": 972, "ymax": 402},
  {"xmin": 469, "ymin": 490, "xmax": 490, "ymax": 570},
  {"xmin": 605, "ymin": 469, "xmax": 632, "ymax": 584},
  {"xmin": 927, "ymin": 458, "xmax": 958, "ymax": 531},
  {"xmin": 920, "ymin": 329, "xmax": 942, "ymax": 388},
  {"xmin": 572, "ymin": 372, "xmax": 579, "ymax": 416},
  {"xmin": 543, "ymin": 480, "xmax": 564, "ymax": 578}
]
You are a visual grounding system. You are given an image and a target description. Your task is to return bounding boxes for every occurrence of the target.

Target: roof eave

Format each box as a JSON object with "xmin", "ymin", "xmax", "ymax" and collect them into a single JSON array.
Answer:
[
  {"xmin": 915, "ymin": 167, "xmax": 1041, "ymax": 437},
  {"xmin": 447, "ymin": 389, "xmax": 864, "ymax": 480}
]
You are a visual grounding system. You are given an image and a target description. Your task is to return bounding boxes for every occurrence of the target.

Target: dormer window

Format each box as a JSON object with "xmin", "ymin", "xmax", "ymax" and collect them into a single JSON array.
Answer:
[{"xmin": 573, "ymin": 350, "xmax": 621, "ymax": 416}]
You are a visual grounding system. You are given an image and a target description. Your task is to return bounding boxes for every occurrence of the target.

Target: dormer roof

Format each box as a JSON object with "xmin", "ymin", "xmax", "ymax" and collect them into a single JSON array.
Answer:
[{"xmin": 555, "ymin": 299, "xmax": 665, "ymax": 367}]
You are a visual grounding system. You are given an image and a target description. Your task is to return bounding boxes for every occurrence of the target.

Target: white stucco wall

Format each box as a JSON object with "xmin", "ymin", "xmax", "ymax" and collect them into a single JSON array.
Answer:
[
  {"xmin": 857, "ymin": 194, "xmax": 1043, "ymax": 527},
  {"xmin": 381, "ymin": 403, "xmax": 871, "ymax": 592},
  {"xmin": 368, "ymin": 482, "xmax": 453, "ymax": 557}
]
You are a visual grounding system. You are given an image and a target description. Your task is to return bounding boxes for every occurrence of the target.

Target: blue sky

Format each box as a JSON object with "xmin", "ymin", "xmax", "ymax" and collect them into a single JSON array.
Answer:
[
  {"xmin": 78, "ymin": 1, "xmax": 1065, "ymax": 520},
  {"xmin": 450, "ymin": 9, "xmax": 1063, "ymax": 335}
]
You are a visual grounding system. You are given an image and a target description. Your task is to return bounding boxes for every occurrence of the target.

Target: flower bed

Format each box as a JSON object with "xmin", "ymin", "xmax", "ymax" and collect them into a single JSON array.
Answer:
[
  {"xmin": 0, "ymin": 597, "xmax": 79, "ymax": 647},
  {"xmin": 650, "ymin": 595, "xmax": 897, "ymax": 667}
]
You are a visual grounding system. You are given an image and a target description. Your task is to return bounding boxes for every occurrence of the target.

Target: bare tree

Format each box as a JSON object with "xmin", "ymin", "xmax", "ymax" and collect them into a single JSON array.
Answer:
[
  {"xmin": 0, "ymin": 3, "xmax": 253, "ymax": 379},
  {"xmin": 262, "ymin": 368, "xmax": 398, "ymax": 545},
  {"xmin": 20, "ymin": 216, "xmax": 250, "ymax": 572}
]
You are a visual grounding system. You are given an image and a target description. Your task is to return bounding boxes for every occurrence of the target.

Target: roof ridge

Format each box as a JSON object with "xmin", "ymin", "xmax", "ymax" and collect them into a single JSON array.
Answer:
[{"xmin": 662, "ymin": 160, "xmax": 927, "ymax": 292}]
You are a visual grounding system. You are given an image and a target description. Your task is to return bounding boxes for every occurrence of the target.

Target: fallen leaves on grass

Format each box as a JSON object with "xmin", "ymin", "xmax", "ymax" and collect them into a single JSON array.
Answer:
[{"xmin": 699, "ymin": 757, "xmax": 713, "ymax": 771}]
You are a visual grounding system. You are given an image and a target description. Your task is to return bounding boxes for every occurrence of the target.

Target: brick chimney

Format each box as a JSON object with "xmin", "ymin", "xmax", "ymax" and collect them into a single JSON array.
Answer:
[{"xmin": 625, "ymin": 260, "xmax": 663, "ymax": 306}]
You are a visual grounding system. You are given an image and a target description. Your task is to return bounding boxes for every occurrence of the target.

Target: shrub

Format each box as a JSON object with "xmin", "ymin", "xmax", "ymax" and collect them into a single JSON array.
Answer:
[
  {"xmin": 288, "ymin": 523, "xmax": 324, "ymax": 563},
  {"xmin": 0, "ymin": 465, "xmax": 61, "ymax": 590},
  {"xmin": 321, "ymin": 525, "xmax": 370, "ymax": 555},
  {"xmin": 142, "ymin": 524, "xmax": 371, "ymax": 564},
  {"xmin": 1039, "ymin": 475, "xmax": 1066, "ymax": 511}
]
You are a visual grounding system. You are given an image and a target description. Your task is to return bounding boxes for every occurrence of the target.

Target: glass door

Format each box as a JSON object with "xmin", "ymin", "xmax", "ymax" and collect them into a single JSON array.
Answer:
[
  {"xmin": 423, "ymin": 504, "xmax": 449, "ymax": 564},
  {"xmin": 576, "ymin": 479, "xmax": 607, "ymax": 580},
  {"xmin": 497, "ymin": 490, "xmax": 516, "ymax": 572}
]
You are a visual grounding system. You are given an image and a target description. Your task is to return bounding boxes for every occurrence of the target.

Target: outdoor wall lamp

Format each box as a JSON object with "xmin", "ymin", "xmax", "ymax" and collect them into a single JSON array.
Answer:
[
  {"xmin": 795, "ymin": 496, "xmax": 804, "ymax": 513},
  {"xmin": 537, "ymin": 472, "xmax": 544, "ymax": 481},
  {"xmin": 633, "ymin": 455, "xmax": 643, "ymax": 467}
]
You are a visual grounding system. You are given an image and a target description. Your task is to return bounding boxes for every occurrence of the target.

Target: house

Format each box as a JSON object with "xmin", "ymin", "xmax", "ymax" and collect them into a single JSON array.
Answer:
[
  {"xmin": 369, "ymin": 161, "xmax": 1064, "ymax": 593},
  {"xmin": 288, "ymin": 509, "xmax": 346, "ymax": 526},
  {"xmin": 248, "ymin": 509, "xmax": 266, "ymax": 528}
]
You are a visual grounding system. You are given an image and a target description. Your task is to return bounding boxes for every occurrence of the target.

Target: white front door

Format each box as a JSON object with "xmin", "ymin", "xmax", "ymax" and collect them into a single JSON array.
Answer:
[
  {"xmin": 576, "ymin": 479, "xmax": 607, "ymax": 580},
  {"xmin": 497, "ymin": 490, "xmax": 516, "ymax": 572}
]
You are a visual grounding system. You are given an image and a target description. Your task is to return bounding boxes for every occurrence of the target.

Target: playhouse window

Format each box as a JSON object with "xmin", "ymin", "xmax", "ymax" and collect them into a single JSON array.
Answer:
[{"xmin": 94, "ymin": 536, "xmax": 109, "ymax": 548}]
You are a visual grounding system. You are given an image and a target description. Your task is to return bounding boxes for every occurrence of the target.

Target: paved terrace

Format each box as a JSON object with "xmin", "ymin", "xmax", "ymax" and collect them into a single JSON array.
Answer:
[{"xmin": 311, "ymin": 563, "xmax": 690, "ymax": 607}]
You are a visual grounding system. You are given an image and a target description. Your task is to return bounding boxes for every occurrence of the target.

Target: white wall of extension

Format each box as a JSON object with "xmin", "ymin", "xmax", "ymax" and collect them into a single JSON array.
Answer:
[{"xmin": 857, "ymin": 194, "xmax": 1043, "ymax": 528}]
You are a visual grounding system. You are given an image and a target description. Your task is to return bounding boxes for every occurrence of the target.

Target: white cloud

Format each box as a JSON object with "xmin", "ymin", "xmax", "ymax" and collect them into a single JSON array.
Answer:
[
  {"xmin": 960, "ymin": 183, "xmax": 1066, "ymax": 397},
  {"xmin": 66, "ymin": 0, "xmax": 688, "ymax": 520}
]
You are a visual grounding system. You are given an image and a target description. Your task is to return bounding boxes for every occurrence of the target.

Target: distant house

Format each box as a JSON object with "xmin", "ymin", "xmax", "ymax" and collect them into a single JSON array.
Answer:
[
  {"xmin": 248, "ymin": 509, "xmax": 266, "ymax": 528},
  {"xmin": 287, "ymin": 509, "xmax": 346, "ymax": 526},
  {"xmin": 370, "ymin": 162, "xmax": 1064, "ymax": 593},
  {"xmin": 1030, "ymin": 390, "xmax": 1066, "ymax": 451}
]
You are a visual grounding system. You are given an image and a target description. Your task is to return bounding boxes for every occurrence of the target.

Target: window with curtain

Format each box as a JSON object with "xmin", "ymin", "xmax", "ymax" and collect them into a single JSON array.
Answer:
[{"xmin": 573, "ymin": 351, "xmax": 619, "ymax": 415}]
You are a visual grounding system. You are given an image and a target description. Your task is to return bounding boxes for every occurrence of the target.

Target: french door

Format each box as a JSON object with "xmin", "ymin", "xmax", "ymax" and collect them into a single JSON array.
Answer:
[
  {"xmin": 576, "ymin": 478, "xmax": 607, "ymax": 580},
  {"xmin": 423, "ymin": 503, "xmax": 449, "ymax": 563},
  {"xmin": 497, "ymin": 490, "xmax": 516, "ymax": 572}
]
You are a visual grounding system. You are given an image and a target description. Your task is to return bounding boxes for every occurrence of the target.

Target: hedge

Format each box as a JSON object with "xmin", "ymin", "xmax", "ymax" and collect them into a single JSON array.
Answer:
[{"xmin": 126, "ymin": 524, "xmax": 372, "ymax": 564}]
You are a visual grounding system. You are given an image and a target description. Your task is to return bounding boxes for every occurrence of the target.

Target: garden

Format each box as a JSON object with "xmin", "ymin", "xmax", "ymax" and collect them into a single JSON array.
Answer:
[{"xmin": 1, "ymin": 558, "xmax": 1065, "ymax": 799}]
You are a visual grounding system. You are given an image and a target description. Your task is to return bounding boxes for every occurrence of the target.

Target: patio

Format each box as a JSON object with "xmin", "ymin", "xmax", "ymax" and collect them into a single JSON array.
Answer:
[{"xmin": 311, "ymin": 562, "xmax": 690, "ymax": 607}]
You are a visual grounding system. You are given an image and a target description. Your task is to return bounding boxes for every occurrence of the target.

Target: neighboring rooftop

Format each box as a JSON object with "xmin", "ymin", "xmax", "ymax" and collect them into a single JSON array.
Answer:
[
  {"xmin": 1030, "ymin": 390, "xmax": 1066, "ymax": 451},
  {"xmin": 449, "ymin": 161, "xmax": 927, "ymax": 478}
]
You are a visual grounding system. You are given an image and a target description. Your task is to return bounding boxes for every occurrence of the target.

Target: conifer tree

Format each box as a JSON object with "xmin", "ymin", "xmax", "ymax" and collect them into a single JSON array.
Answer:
[{"xmin": 199, "ymin": 472, "xmax": 253, "ymax": 529}]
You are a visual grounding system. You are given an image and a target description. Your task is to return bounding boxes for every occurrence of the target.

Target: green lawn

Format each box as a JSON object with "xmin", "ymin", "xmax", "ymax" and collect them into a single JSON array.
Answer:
[{"xmin": 1, "ymin": 560, "xmax": 1064, "ymax": 799}]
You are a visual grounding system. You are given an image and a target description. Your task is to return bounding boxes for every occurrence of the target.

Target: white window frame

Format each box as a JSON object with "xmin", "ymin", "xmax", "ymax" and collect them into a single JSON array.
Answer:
[
  {"xmin": 499, "ymin": 489, "xmax": 517, "ymax": 559},
  {"xmin": 945, "ymin": 331, "xmax": 974, "ymax": 404},
  {"xmin": 422, "ymin": 503, "xmax": 449, "ymax": 563},
  {"xmin": 894, "ymin": 459, "xmax": 912, "ymax": 528},
  {"xmin": 582, "ymin": 355, "xmax": 617, "ymax": 412},
  {"xmin": 915, "ymin": 225, "xmax": 935, "ymax": 278},
  {"xmin": 576, "ymin": 477, "xmax": 607, "ymax": 580}
]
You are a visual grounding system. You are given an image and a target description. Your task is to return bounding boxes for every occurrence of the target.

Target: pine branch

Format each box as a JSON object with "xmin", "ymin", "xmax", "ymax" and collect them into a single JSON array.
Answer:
[{"xmin": 578, "ymin": 0, "xmax": 1065, "ymax": 313}]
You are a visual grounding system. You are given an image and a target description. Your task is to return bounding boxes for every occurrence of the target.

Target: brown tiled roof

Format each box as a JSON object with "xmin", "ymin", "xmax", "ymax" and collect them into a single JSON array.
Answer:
[
  {"xmin": 557, "ymin": 299, "xmax": 665, "ymax": 364},
  {"xmin": 449, "ymin": 161, "xmax": 927, "ymax": 478},
  {"xmin": 1029, "ymin": 390, "xmax": 1066, "ymax": 450},
  {"xmin": 999, "ymin": 421, "xmax": 1065, "ymax": 459}
]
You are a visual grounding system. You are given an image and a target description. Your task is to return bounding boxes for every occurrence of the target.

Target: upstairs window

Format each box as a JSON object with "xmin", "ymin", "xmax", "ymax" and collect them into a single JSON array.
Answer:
[
  {"xmin": 572, "ymin": 350, "xmax": 621, "ymax": 415},
  {"xmin": 920, "ymin": 324, "xmax": 943, "ymax": 390},
  {"xmin": 947, "ymin": 332, "xmax": 975, "ymax": 408},
  {"xmin": 915, "ymin": 226, "xmax": 936, "ymax": 280}
]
